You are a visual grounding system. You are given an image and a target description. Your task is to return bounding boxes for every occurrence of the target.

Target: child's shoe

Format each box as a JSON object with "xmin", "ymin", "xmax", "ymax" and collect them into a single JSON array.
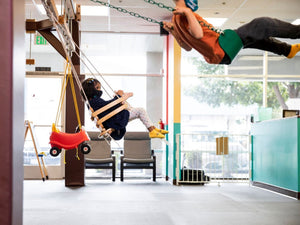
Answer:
[
  {"xmin": 155, "ymin": 128, "xmax": 169, "ymax": 134},
  {"xmin": 287, "ymin": 44, "xmax": 300, "ymax": 58},
  {"xmin": 149, "ymin": 130, "xmax": 165, "ymax": 138}
]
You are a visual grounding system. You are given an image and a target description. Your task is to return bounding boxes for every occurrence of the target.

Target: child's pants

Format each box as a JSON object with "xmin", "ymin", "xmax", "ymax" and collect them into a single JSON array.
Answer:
[
  {"xmin": 128, "ymin": 107, "xmax": 153, "ymax": 129},
  {"xmin": 235, "ymin": 17, "xmax": 300, "ymax": 57}
]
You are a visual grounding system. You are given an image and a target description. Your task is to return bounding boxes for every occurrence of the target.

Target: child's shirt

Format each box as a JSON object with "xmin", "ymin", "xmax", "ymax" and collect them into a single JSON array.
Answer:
[
  {"xmin": 89, "ymin": 95, "xmax": 129, "ymax": 140},
  {"xmin": 172, "ymin": 13, "xmax": 225, "ymax": 64}
]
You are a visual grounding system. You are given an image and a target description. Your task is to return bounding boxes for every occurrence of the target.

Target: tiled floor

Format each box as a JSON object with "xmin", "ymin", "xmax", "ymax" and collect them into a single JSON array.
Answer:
[{"xmin": 23, "ymin": 179, "xmax": 300, "ymax": 225}]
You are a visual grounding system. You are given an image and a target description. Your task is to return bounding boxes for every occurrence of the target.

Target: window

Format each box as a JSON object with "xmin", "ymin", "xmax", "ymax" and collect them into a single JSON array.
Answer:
[{"xmin": 24, "ymin": 77, "xmax": 63, "ymax": 166}]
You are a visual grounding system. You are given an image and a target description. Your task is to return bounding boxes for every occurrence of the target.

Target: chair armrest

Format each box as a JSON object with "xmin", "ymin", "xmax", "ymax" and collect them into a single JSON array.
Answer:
[
  {"xmin": 120, "ymin": 150, "xmax": 123, "ymax": 155},
  {"xmin": 111, "ymin": 150, "xmax": 114, "ymax": 155},
  {"xmin": 120, "ymin": 155, "xmax": 124, "ymax": 162},
  {"xmin": 151, "ymin": 149, "xmax": 155, "ymax": 156}
]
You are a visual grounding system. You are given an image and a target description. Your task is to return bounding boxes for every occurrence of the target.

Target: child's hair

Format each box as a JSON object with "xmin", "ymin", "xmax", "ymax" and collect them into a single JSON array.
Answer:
[{"xmin": 81, "ymin": 78, "xmax": 101, "ymax": 101}]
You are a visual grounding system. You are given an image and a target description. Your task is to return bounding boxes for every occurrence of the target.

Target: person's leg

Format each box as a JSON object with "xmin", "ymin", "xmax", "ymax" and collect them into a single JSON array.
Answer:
[
  {"xmin": 128, "ymin": 107, "xmax": 165, "ymax": 138},
  {"xmin": 129, "ymin": 107, "xmax": 154, "ymax": 129},
  {"xmin": 236, "ymin": 17, "xmax": 300, "ymax": 42},
  {"xmin": 243, "ymin": 37, "xmax": 291, "ymax": 56},
  {"xmin": 236, "ymin": 17, "xmax": 300, "ymax": 57}
]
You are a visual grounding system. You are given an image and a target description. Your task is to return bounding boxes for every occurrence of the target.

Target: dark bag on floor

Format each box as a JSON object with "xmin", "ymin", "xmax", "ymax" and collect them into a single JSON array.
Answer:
[{"xmin": 181, "ymin": 168, "xmax": 210, "ymax": 182}]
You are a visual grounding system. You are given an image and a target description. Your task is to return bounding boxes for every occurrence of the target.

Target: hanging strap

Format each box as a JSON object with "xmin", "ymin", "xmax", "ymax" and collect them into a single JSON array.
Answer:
[
  {"xmin": 218, "ymin": 29, "xmax": 243, "ymax": 63},
  {"xmin": 55, "ymin": 60, "xmax": 69, "ymax": 127},
  {"xmin": 54, "ymin": 61, "xmax": 82, "ymax": 130},
  {"xmin": 68, "ymin": 65, "xmax": 82, "ymax": 130}
]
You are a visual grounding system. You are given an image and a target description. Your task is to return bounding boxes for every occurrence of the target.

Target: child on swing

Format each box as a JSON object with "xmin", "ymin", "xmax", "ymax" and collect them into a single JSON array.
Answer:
[
  {"xmin": 81, "ymin": 78, "xmax": 168, "ymax": 140},
  {"xmin": 163, "ymin": 0, "xmax": 300, "ymax": 65}
]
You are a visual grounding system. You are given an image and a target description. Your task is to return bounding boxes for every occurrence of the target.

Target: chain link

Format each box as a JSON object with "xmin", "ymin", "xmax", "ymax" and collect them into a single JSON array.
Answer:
[
  {"xmin": 90, "ymin": 0, "xmax": 224, "ymax": 34},
  {"xmin": 90, "ymin": 0, "xmax": 162, "ymax": 26},
  {"xmin": 199, "ymin": 21, "xmax": 224, "ymax": 35},
  {"xmin": 143, "ymin": 0, "xmax": 174, "ymax": 12},
  {"xmin": 143, "ymin": 0, "xmax": 223, "ymax": 34}
]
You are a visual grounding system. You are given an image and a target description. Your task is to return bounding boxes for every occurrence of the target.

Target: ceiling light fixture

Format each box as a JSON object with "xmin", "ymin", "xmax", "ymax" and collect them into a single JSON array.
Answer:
[
  {"xmin": 81, "ymin": 6, "xmax": 109, "ymax": 16},
  {"xmin": 205, "ymin": 18, "xmax": 227, "ymax": 27},
  {"xmin": 292, "ymin": 19, "xmax": 300, "ymax": 25}
]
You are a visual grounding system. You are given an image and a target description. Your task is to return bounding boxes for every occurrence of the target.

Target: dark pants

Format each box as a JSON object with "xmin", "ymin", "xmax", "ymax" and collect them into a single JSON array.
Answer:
[{"xmin": 235, "ymin": 17, "xmax": 300, "ymax": 57}]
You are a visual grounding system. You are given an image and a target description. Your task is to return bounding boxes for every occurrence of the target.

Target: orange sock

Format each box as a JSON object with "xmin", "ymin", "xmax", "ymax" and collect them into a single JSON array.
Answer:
[{"xmin": 287, "ymin": 44, "xmax": 300, "ymax": 58}]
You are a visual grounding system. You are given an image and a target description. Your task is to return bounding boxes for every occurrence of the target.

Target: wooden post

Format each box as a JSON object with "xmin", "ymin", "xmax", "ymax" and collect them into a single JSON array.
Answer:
[
  {"xmin": 65, "ymin": 19, "xmax": 85, "ymax": 187},
  {"xmin": 0, "ymin": 0, "xmax": 25, "ymax": 224}
]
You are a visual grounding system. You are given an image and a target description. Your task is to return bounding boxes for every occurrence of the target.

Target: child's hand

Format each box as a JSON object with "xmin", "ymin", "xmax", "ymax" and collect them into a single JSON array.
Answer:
[
  {"xmin": 115, "ymin": 90, "xmax": 124, "ymax": 96},
  {"xmin": 123, "ymin": 92, "xmax": 133, "ymax": 98},
  {"xmin": 163, "ymin": 21, "xmax": 174, "ymax": 32},
  {"xmin": 173, "ymin": 6, "xmax": 192, "ymax": 15},
  {"xmin": 121, "ymin": 92, "xmax": 133, "ymax": 104}
]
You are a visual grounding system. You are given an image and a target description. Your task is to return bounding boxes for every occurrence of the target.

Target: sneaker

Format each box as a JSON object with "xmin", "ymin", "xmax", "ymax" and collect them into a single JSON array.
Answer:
[
  {"xmin": 149, "ymin": 130, "xmax": 165, "ymax": 138},
  {"xmin": 155, "ymin": 128, "xmax": 169, "ymax": 134}
]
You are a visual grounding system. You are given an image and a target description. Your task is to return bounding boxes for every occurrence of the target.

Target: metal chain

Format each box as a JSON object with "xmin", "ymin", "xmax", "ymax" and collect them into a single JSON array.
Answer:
[
  {"xmin": 199, "ymin": 21, "xmax": 224, "ymax": 35},
  {"xmin": 90, "ymin": 0, "xmax": 163, "ymax": 26},
  {"xmin": 143, "ymin": 0, "xmax": 174, "ymax": 12},
  {"xmin": 144, "ymin": 0, "xmax": 224, "ymax": 34},
  {"xmin": 90, "ymin": 0, "xmax": 224, "ymax": 34}
]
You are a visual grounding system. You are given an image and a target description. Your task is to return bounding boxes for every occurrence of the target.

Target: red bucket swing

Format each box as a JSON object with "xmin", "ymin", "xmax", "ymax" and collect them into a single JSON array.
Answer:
[{"xmin": 49, "ymin": 62, "xmax": 90, "ymax": 160}]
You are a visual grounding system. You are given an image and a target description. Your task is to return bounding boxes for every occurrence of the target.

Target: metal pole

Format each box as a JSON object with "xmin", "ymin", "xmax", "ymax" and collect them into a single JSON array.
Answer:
[{"xmin": 263, "ymin": 51, "xmax": 268, "ymax": 107}]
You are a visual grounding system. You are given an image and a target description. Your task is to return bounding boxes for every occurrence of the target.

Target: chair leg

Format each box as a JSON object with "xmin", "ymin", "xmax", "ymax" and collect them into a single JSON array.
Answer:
[
  {"xmin": 112, "ymin": 162, "xmax": 116, "ymax": 182},
  {"xmin": 153, "ymin": 162, "xmax": 156, "ymax": 182},
  {"xmin": 120, "ymin": 163, "xmax": 124, "ymax": 182}
]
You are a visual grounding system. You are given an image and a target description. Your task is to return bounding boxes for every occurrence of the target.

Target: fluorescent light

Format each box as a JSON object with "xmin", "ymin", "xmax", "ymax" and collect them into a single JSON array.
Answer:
[
  {"xmin": 204, "ymin": 18, "xmax": 227, "ymax": 27},
  {"xmin": 81, "ymin": 6, "xmax": 108, "ymax": 16},
  {"xmin": 292, "ymin": 19, "xmax": 300, "ymax": 25}
]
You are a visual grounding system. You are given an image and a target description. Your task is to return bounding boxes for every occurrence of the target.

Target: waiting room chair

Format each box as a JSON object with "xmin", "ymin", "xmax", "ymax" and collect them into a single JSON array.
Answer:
[
  {"xmin": 120, "ymin": 132, "xmax": 156, "ymax": 182},
  {"xmin": 85, "ymin": 131, "xmax": 115, "ymax": 181}
]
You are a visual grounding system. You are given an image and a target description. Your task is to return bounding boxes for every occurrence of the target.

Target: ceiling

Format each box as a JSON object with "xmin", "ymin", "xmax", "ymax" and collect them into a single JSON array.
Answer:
[{"xmin": 25, "ymin": 0, "xmax": 300, "ymax": 34}]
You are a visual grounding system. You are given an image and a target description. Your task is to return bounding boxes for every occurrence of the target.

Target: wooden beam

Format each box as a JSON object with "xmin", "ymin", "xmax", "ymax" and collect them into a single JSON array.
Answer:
[
  {"xmin": 25, "ymin": 19, "xmax": 67, "ymax": 59},
  {"xmin": 38, "ymin": 29, "xmax": 66, "ymax": 59},
  {"xmin": 26, "ymin": 19, "xmax": 54, "ymax": 32}
]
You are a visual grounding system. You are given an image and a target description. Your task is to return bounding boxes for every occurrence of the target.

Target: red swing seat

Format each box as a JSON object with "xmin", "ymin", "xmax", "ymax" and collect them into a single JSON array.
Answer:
[{"xmin": 49, "ymin": 124, "xmax": 90, "ymax": 157}]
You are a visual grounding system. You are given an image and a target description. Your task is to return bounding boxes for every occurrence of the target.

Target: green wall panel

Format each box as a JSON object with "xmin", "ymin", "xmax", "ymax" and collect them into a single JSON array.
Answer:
[
  {"xmin": 173, "ymin": 123, "xmax": 181, "ymax": 180},
  {"xmin": 251, "ymin": 117, "xmax": 300, "ymax": 192}
]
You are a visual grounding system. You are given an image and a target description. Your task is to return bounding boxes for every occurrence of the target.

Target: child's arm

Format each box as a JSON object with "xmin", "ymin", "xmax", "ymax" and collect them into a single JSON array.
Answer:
[
  {"xmin": 115, "ymin": 90, "xmax": 133, "ymax": 103},
  {"xmin": 173, "ymin": 7, "xmax": 203, "ymax": 39},
  {"xmin": 163, "ymin": 21, "xmax": 192, "ymax": 51}
]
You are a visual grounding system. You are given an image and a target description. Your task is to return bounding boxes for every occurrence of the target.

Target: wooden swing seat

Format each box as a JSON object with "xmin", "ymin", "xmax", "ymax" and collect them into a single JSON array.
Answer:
[{"xmin": 89, "ymin": 95, "xmax": 130, "ymax": 137}]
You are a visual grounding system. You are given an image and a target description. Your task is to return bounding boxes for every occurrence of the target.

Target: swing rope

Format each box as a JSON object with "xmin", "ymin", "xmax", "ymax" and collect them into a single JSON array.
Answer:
[
  {"xmin": 42, "ymin": 0, "xmax": 114, "ymax": 105},
  {"xmin": 40, "ymin": 0, "xmax": 127, "ymax": 149}
]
